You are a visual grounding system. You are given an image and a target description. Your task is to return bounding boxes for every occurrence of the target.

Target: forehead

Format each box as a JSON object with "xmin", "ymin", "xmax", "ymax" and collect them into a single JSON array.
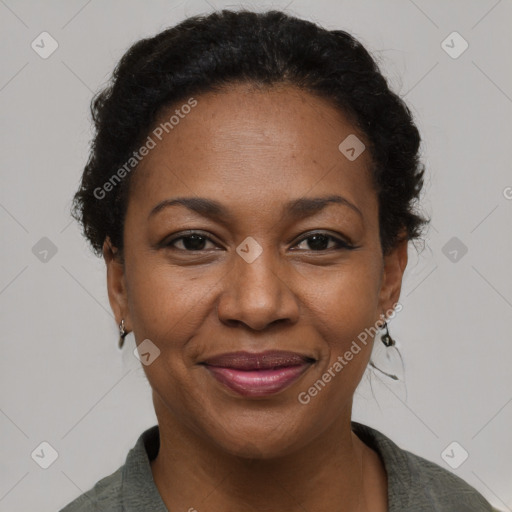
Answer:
[{"xmin": 128, "ymin": 83, "xmax": 377, "ymax": 221}]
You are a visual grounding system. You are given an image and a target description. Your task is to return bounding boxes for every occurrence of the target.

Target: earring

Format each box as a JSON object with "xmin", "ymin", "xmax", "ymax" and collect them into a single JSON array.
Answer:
[
  {"xmin": 118, "ymin": 319, "xmax": 128, "ymax": 349},
  {"xmin": 379, "ymin": 314, "xmax": 396, "ymax": 347},
  {"xmin": 369, "ymin": 313, "xmax": 399, "ymax": 380}
]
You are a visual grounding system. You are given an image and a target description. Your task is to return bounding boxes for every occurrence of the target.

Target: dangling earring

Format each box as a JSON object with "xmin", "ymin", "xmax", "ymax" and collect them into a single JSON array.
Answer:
[
  {"xmin": 118, "ymin": 319, "xmax": 128, "ymax": 349},
  {"xmin": 368, "ymin": 313, "xmax": 401, "ymax": 381},
  {"xmin": 381, "ymin": 321, "xmax": 396, "ymax": 347},
  {"xmin": 377, "ymin": 313, "xmax": 395, "ymax": 347},
  {"xmin": 369, "ymin": 313, "xmax": 402, "ymax": 380}
]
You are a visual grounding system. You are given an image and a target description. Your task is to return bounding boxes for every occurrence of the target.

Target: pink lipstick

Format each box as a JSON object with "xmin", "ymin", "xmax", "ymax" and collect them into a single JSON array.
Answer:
[{"xmin": 201, "ymin": 350, "xmax": 315, "ymax": 397}]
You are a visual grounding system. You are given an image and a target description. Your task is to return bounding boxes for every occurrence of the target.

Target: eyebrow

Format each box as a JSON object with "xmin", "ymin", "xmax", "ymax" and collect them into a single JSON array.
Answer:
[{"xmin": 148, "ymin": 194, "xmax": 363, "ymax": 221}]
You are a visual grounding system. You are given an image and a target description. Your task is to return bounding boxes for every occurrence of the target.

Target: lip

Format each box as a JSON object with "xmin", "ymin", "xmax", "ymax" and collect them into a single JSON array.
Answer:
[{"xmin": 200, "ymin": 350, "xmax": 315, "ymax": 397}]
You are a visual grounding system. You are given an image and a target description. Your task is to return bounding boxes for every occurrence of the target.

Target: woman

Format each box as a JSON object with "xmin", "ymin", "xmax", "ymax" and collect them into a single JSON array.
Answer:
[{"xmin": 60, "ymin": 9, "xmax": 495, "ymax": 512}]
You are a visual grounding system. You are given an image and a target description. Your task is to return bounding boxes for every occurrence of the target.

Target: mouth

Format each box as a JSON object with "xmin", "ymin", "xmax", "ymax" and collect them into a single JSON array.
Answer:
[{"xmin": 200, "ymin": 350, "xmax": 316, "ymax": 397}]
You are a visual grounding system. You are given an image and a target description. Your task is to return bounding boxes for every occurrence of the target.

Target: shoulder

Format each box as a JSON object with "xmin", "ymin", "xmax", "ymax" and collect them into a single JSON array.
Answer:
[
  {"xmin": 398, "ymin": 448, "xmax": 493, "ymax": 510},
  {"xmin": 58, "ymin": 466, "xmax": 123, "ymax": 512},
  {"xmin": 58, "ymin": 425, "xmax": 162, "ymax": 512},
  {"xmin": 352, "ymin": 422, "xmax": 495, "ymax": 511}
]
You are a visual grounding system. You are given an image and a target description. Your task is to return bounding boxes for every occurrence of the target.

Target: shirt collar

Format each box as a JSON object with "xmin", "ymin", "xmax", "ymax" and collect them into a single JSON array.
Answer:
[
  {"xmin": 119, "ymin": 422, "xmax": 413, "ymax": 511},
  {"xmin": 351, "ymin": 421, "xmax": 415, "ymax": 511},
  {"xmin": 121, "ymin": 424, "xmax": 169, "ymax": 511}
]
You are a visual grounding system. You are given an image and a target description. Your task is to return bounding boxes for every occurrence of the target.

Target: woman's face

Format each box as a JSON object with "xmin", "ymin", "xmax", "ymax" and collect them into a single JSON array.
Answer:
[{"xmin": 105, "ymin": 83, "xmax": 407, "ymax": 457}]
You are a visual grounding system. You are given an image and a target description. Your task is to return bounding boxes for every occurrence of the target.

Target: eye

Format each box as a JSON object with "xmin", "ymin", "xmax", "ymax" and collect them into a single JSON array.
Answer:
[
  {"xmin": 292, "ymin": 232, "xmax": 355, "ymax": 252},
  {"xmin": 163, "ymin": 230, "xmax": 357, "ymax": 253},
  {"xmin": 164, "ymin": 231, "xmax": 218, "ymax": 251}
]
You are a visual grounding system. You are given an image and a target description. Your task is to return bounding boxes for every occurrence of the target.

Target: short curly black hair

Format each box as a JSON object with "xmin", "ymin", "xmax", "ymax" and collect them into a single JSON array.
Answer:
[{"xmin": 71, "ymin": 8, "xmax": 429, "ymax": 259}]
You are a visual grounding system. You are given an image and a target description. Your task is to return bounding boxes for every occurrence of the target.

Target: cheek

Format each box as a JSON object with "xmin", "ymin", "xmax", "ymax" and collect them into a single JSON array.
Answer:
[
  {"xmin": 126, "ymin": 245, "xmax": 382, "ymax": 350},
  {"xmin": 125, "ymin": 258, "xmax": 206, "ymax": 342},
  {"xmin": 125, "ymin": 261, "xmax": 207, "ymax": 410},
  {"xmin": 308, "ymin": 255, "xmax": 382, "ymax": 360},
  {"xmin": 297, "ymin": 263, "xmax": 381, "ymax": 417}
]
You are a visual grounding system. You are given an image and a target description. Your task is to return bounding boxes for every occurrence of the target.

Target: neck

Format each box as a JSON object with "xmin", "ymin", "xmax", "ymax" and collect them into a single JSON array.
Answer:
[{"xmin": 149, "ymin": 394, "xmax": 384, "ymax": 512}]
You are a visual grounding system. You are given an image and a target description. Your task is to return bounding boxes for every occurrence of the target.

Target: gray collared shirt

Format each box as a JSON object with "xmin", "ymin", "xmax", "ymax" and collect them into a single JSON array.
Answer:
[{"xmin": 58, "ymin": 422, "xmax": 496, "ymax": 511}]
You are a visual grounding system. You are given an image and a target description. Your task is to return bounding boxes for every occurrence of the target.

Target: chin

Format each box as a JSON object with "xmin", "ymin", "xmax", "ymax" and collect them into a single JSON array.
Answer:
[{"xmin": 197, "ymin": 403, "xmax": 318, "ymax": 459}]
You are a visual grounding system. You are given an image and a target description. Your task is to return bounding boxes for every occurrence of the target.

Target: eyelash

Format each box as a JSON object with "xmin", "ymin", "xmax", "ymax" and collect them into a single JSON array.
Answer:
[{"xmin": 164, "ymin": 230, "xmax": 357, "ymax": 253}]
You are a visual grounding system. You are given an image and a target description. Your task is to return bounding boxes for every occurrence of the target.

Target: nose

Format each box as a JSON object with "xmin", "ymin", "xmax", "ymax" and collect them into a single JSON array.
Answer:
[{"xmin": 216, "ymin": 245, "xmax": 300, "ymax": 331}]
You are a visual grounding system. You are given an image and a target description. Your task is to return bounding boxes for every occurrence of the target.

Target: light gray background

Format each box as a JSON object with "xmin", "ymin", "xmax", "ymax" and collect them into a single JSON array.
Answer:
[{"xmin": 1, "ymin": 1, "xmax": 511, "ymax": 511}]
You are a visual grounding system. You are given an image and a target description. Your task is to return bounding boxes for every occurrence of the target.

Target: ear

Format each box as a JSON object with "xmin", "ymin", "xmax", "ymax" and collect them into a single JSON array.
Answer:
[
  {"xmin": 376, "ymin": 235, "xmax": 408, "ymax": 317},
  {"xmin": 102, "ymin": 237, "xmax": 130, "ymax": 330}
]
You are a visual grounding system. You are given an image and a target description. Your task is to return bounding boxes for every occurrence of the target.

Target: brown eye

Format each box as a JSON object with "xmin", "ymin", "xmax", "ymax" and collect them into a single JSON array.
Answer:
[
  {"xmin": 165, "ymin": 232, "xmax": 218, "ymax": 251},
  {"xmin": 293, "ymin": 232, "xmax": 354, "ymax": 252}
]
